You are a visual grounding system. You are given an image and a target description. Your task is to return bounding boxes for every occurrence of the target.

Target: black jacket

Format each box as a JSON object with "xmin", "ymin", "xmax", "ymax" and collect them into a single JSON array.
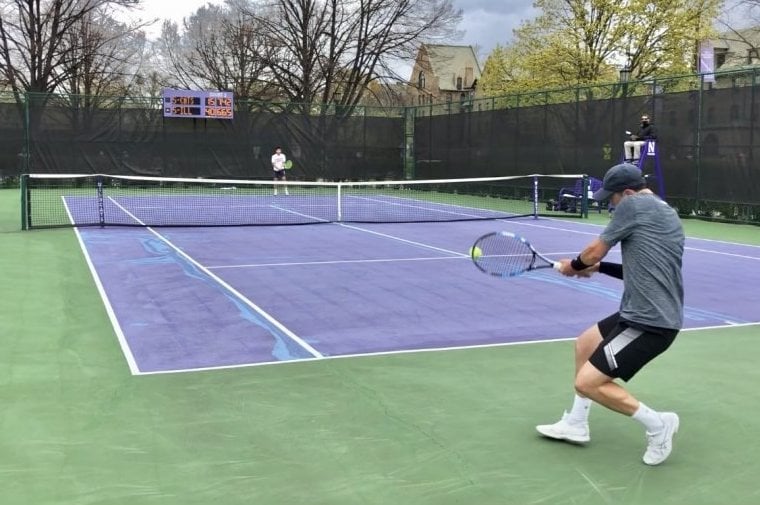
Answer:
[{"xmin": 634, "ymin": 123, "xmax": 657, "ymax": 140}]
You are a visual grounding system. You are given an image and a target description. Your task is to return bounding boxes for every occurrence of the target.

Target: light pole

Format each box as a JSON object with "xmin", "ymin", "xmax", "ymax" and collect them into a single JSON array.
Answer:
[
  {"xmin": 619, "ymin": 65, "xmax": 631, "ymax": 97},
  {"xmin": 619, "ymin": 50, "xmax": 632, "ymax": 97}
]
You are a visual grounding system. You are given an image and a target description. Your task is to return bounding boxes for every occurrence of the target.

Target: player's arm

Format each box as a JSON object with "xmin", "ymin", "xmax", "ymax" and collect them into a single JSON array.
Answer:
[
  {"xmin": 558, "ymin": 238, "xmax": 611, "ymax": 276},
  {"xmin": 578, "ymin": 237, "xmax": 611, "ymax": 266}
]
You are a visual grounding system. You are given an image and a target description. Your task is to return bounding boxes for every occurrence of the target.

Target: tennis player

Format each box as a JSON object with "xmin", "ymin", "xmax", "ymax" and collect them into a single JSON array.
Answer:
[
  {"xmin": 271, "ymin": 146, "xmax": 289, "ymax": 195},
  {"xmin": 536, "ymin": 162, "xmax": 685, "ymax": 466}
]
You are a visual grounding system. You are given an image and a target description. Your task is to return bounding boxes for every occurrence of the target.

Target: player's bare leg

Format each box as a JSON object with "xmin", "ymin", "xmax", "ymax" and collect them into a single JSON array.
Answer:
[
  {"xmin": 574, "ymin": 363, "xmax": 679, "ymax": 465},
  {"xmin": 535, "ymin": 323, "xmax": 602, "ymax": 443},
  {"xmin": 574, "ymin": 324, "xmax": 603, "ymax": 374}
]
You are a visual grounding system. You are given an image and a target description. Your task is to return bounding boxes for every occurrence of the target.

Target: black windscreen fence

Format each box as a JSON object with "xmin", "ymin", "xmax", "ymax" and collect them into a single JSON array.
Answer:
[
  {"xmin": 2, "ymin": 82, "xmax": 759, "ymax": 223},
  {"xmin": 0, "ymin": 99, "xmax": 24, "ymax": 185},
  {"xmin": 5, "ymin": 94, "xmax": 404, "ymax": 182},
  {"xmin": 415, "ymin": 85, "xmax": 760, "ymax": 222}
]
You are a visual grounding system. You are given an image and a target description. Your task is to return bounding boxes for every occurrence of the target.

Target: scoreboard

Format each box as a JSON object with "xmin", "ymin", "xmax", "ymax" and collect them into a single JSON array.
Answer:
[{"xmin": 162, "ymin": 89, "xmax": 234, "ymax": 119}]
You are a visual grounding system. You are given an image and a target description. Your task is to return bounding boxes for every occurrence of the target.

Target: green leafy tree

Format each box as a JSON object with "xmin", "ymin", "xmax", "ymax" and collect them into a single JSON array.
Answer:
[{"xmin": 480, "ymin": 0, "xmax": 722, "ymax": 96}]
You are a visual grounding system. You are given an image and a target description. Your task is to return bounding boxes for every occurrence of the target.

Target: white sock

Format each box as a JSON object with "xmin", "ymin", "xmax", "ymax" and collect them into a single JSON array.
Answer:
[
  {"xmin": 632, "ymin": 402, "xmax": 664, "ymax": 432},
  {"xmin": 566, "ymin": 394, "xmax": 592, "ymax": 425}
]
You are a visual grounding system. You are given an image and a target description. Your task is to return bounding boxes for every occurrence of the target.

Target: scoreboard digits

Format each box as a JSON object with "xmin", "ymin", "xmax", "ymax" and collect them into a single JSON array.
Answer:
[
  {"xmin": 204, "ymin": 96, "xmax": 233, "ymax": 118},
  {"xmin": 162, "ymin": 89, "xmax": 234, "ymax": 119}
]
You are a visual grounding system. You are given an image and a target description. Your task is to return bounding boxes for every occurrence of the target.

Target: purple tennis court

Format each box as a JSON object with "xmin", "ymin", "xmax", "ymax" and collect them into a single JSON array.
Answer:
[{"xmin": 70, "ymin": 210, "xmax": 760, "ymax": 375}]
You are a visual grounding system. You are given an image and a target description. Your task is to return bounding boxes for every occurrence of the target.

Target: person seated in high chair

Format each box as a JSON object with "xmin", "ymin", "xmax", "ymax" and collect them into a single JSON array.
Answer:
[{"xmin": 623, "ymin": 115, "xmax": 657, "ymax": 164}]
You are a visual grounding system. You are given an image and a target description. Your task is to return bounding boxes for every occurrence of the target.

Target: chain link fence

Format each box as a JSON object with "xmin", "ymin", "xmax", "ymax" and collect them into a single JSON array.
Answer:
[{"xmin": 2, "ymin": 66, "xmax": 759, "ymax": 222}]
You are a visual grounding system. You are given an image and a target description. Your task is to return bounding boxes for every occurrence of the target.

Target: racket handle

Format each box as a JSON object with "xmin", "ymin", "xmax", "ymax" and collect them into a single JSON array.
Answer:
[{"xmin": 552, "ymin": 262, "xmax": 561, "ymax": 271}]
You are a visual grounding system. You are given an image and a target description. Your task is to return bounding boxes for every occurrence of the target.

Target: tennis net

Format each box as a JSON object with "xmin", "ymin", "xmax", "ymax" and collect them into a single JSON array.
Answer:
[{"xmin": 21, "ymin": 173, "xmax": 591, "ymax": 229}]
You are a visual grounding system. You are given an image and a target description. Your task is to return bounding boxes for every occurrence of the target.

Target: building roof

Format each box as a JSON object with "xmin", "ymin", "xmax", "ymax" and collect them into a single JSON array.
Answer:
[
  {"xmin": 713, "ymin": 27, "xmax": 760, "ymax": 51},
  {"xmin": 712, "ymin": 27, "xmax": 760, "ymax": 70},
  {"xmin": 418, "ymin": 44, "xmax": 482, "ymax": 91}
]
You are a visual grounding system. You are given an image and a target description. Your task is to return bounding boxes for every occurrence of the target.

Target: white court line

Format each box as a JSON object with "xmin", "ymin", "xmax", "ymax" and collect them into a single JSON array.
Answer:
[
  {"xmin": 505, "ymin": 219, "xmax": 760, "ymax": 260},
  {"xmin": 351, "ymin": 195, "xmax": 502, "ymax": 219},
  {"xmin": 106, "ymin": 197, "xmax": 324, "ymax": 366},
  {"xmin": 533, "ymin": 215, "xmax": 760, "ymax": 249},
  {"xmin": 337, "ymin": 222, "xmax": 467, "ymax": 256},
  {"xmin": 504, "ymin": 220, "xmax": 600, "ymax": 236},
  {"xmin": 683, "ymin": 321, "xmax": 760, "ymax": 331},
  {"xmin": 270, "ymin": 204, "xmax": 330, "ymax": 222},
  {"xmin": 339, "ymin": 216, "xmax": 757, "ymax": 264},
  {"xmin": 136, "ymin": 320, "xmax": 760, "ymax": 376},
  {"xmin": 134, "ymin": 204, "xmax": 273, "ymax": 210},
  {"xmin": 679, "ymin": 235, "xmax": 760, "ymax": 249},
  {"xmin": 207, "ymin": 251, "xmax": 582, "ymax": 270},
  {"xmin": 61, "ymin": 197, "xmax": 140, "ymax": 375},
  {"xmin": 681, "ymin": 247, "xmax": 760, "ymax": 261},
  {"xmin": 209, "ymin": 256, "xmax": 464, "ymax": 269},
  {"xmin": 350, "ymin": 193, "xmax": 528, "ymax": 219}
]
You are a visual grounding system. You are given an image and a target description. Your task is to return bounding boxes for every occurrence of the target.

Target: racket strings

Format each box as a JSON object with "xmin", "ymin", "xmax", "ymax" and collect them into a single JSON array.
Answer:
[{"xmin": 475, "ymin": 235, "xmax": 537, "ymax": 276}]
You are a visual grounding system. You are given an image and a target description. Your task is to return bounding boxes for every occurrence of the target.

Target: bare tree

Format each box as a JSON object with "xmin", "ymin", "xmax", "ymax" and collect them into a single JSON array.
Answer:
[
  {"xmin": 60, "ymin": 9, "xmax": 148, "ymax": 98},
  {"xmin": 155, "ymin": 2, "xmax": 275, "ymax": 99},
  {"xmin": 0, "ymin": 0, "xmax": 143, "ymax": 108},
  {"xmin": 716, "ymin": 0, "xmax": 760, "ymax": 69},
  {"xmin": 49, "ymin": 8, "xmax": 151, "ymax": 137},
  {"xmin": 151, "ymin": 0, "xmax": 461, "ymax": 109},
  {"xmin": 247, "ymin": 0, "xmax": 462, "ymax": 113},
  {"xmin": 733, "ymin": 0, "xmax": 760, "ymax": 15}
]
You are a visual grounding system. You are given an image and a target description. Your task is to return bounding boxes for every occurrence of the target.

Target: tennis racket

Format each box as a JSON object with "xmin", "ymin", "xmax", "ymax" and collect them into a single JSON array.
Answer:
[
  {"xmin": 283, "ymin": 160, "xmax": 293, "ymax": 169},
  {"xmin": 471, "ymin": 231, "xmax": 560, "ymax": 278}
]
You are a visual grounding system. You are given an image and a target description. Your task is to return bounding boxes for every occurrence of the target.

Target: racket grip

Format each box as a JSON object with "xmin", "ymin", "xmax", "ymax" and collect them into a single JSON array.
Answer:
[{"xmin": 552, "ymin": 262, "xmax": 561, "ymax": 271}]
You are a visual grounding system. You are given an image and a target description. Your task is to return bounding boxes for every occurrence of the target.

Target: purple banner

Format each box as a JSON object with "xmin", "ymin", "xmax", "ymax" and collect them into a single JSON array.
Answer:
[{"xmin": 700, "ymin": 40, "xmax": 715, "ymax": 83}]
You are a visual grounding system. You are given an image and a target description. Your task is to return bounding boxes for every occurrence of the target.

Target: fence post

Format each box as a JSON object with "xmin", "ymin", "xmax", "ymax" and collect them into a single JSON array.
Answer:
[
  {"xmin": 695, "ymin": 74, "xmax": 704, "ymax": 211},
  {"xmin": 575, "ymin": 88, "xmax": 581, "ymax": 173},
  {"xmin": 581, "ymin": 174, "xmax": 589, "ymax": 218},
  {"xmin": 20, "ymin": 173, "xmax": 28, "ymax": 230},
  {"xmin": 751, "ymin": 69, "xmax": 757, "ymax": 163},
  {"xmin": 22, "ymin": 91, "xmax": 30, "ymax": 175},
  {"xmin": 403, "ymin": 107, "xmax": 415, "ymax": 179}
]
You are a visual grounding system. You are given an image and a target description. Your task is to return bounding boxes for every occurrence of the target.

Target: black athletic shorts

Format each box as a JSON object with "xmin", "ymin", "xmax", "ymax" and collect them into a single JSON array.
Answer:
[
  {"xmin": 589, "ymin": 312, "xmax": 679, "ymax": 382},
  {"xmin": 273, "ymin": 169, "xmax": 286, "ymax": 180}
]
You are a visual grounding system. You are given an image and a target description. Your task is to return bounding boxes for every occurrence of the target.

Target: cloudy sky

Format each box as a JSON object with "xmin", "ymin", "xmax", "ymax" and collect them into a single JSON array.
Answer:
[
  {"xmin": 128, "ymin": 0, "xmax": 539, "ymax": 63},
  {"xmin": 452, "ymin": 0, "xmax": 537, "ymax": 60}
]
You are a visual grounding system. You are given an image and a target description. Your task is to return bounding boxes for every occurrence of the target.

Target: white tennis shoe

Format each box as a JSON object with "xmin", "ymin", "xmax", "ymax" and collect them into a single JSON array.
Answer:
[
  {"xmin": 642, "ymin": 412, "xmax": 679, "ymax": 465},
  {"xmin": 536, "ymin": 412, "xmax": 590, "ymax": 444}
]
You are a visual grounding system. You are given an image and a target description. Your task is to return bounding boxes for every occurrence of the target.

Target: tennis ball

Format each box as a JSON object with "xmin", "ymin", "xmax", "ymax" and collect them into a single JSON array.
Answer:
[{"xmin": 469, "ymin": 246, "xmax": 483, "ymax": 259}]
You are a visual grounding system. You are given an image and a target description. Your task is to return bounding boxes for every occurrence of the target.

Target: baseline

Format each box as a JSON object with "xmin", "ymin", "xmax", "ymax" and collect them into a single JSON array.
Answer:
[{"xmin": 137, "ymin": 321, "xmax": 760, "ymax": 376}]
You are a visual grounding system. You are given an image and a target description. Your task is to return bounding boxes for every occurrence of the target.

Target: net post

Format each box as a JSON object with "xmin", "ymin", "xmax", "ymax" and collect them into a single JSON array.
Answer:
[
  {"xmin": 581, "ymin": 174, "xmax": 589, "ymax": 218},
  {"xmin": 337, "ymin": 183, "xmax": 343, "ymax": 222},
  {"xmin": 532, "ymin": 176, "xmax": 539, "ymax": 219},
  {"xmin": 20, "ymin": 174, "xmax": 29, "ymax": 230},
  {"xmin": 96, "ymin": 175, "xmax": 105, "ymax": 227}
]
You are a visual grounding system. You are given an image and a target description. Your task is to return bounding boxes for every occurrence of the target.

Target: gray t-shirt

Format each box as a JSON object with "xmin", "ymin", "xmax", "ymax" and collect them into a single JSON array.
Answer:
[{"xmin": 600, "ymin": 193, "xmax": 685, "ymax": 330}]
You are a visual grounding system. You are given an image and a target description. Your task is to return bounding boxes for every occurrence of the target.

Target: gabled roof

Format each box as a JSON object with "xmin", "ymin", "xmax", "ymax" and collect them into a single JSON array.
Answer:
[
  {"xmin": 713, "ymin": 27, "xmax": 760, "ymax": 51},
  {"xmin": 711, "ymin": 27, "xmax": 760, "ymax": 70},
  {"xmin": 419, "ymin": 44, "xmax": 481, "ymax": 91}
]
